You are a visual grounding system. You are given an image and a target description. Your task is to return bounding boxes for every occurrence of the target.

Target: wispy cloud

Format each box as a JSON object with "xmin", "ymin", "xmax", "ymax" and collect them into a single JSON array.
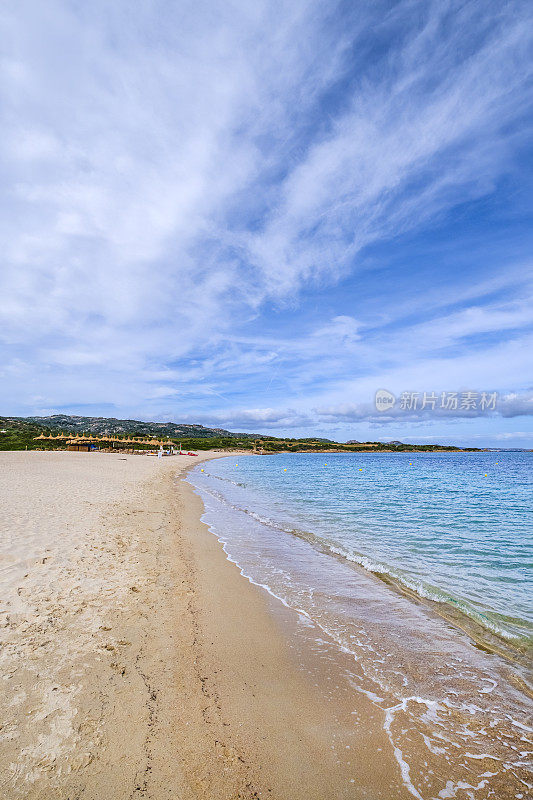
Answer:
[
  {"xmin": 0, "ymin": 0, "xmax": 531, "ymax": 443},
  {"xmin": 316, "ymin": 391, "xmax": 533, "ymax": 424}
]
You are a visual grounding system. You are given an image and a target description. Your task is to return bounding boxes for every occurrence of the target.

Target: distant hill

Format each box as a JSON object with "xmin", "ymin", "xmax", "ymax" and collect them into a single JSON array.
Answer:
[
  {"xmin": 0, "ymin": 414, "xmax": 479, "ymax": 452},
  {"xmin": 20, "ymin": 414, "xmax": 255, "ymax": 439}
]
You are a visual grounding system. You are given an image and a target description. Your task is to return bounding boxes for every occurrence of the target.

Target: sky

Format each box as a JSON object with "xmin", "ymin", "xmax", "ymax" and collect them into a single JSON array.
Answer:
[{"xmin": 1, "ymin": 0, "xmax": 532, "ymax": 446}]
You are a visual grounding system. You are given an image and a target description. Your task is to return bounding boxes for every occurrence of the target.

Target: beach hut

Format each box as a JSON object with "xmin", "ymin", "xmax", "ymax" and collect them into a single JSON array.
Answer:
[{"xmin": 33, "ymin": 432, "xmax": 178, "ymax": 453}]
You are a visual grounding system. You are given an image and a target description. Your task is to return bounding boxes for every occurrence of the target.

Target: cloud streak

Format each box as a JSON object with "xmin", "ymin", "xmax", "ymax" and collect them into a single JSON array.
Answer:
[{"xmin": 0, "ymin": 0, "xmax": 531, "ymax": 443}]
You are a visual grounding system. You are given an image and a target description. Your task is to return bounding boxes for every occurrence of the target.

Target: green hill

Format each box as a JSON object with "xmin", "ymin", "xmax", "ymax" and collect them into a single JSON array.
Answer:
[
  {"xmin": 22, "ymin": 414, "xmax": 255, "ymax": 439},
  {"xmin": 0, "ymin": 414, "xmax": 476, "ymax": 452}
]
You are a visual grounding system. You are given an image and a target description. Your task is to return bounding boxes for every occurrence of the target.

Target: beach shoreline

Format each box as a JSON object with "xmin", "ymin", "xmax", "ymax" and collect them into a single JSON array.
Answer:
[
  {"xmin": 189, "ymin": 453, "xmax": 533, "ymax": 800},
  {"xmin": 0, "ymin": 450, "xmax": 405, "ymax": 799},
  {"xmin": 1, "ymin": 450, "xmax": 530, "ymax": 800}
]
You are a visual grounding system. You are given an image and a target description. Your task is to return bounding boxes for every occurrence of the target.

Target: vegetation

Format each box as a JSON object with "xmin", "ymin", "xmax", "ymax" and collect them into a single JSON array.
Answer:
[
  {"xmin": 19, "ymin": 414, "xmax": 254, "ymax": 439},
  {"xmin": 0, "ymin": 417, "xmax": 61, "ymax": 451},
  {"xmin": 0, "ymin": 415, "xmax": 482, "ymax": 452},
  {"xmin": 168, "ymin": 437, "xmax": 473, "ymax": 453}
]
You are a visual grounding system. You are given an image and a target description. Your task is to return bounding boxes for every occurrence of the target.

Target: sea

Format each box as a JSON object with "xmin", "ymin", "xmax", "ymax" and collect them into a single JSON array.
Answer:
[{"xmin": 187, "ymin": 451, "xmax": 533, "ymax": 798}]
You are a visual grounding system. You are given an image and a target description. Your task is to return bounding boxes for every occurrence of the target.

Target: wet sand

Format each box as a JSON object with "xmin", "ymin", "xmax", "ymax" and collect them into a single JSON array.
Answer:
[
  {"xmin": 189, "ymin": 462, "xmax": 533, "ymax": 800},
  {"xmin": 0, "ymin": 450, "xmax": 407, "ymax": 799}
]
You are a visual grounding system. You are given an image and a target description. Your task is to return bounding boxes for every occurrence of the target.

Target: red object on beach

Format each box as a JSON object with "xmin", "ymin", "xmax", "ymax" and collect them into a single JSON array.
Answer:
[{"xmin": 187, "ymin": 452, "xmax": 198, "ymax": 456}]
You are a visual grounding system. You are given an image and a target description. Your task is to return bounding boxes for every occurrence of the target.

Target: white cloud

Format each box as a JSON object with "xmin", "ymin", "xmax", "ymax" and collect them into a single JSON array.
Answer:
[
  {"xmin": 0, "ymin": 0, "xmax": 531, "ymax": 429},
  {"xmin": 315, "ymin": 391, "xmax": 533, "ymax": 424},
  {"xmin": 180, "ymin": 407, "xmax": 313, "ymax": 430},
  {"xmin": 243, "ymin": 2, "xmax": 532, "ymax": 298}
]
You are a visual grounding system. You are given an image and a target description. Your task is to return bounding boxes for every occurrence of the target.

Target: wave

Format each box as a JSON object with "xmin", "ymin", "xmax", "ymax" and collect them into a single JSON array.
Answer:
[
  {"xmin": 206, "ymin": 472, "xmax": 249, "ymax": 489},
  {"xmin": 190, "ymin": 473, "xmax": 533, "ymax": 661}
]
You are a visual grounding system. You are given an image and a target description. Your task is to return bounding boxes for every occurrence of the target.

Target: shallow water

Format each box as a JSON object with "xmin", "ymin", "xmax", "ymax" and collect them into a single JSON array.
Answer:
[
  {"xmin": 192, "ymin": 452, "xmax": 532, "ymax": 647},
  {"xmin": 188, "ymin": 452, "xmax": 533, "ymax": 799}
]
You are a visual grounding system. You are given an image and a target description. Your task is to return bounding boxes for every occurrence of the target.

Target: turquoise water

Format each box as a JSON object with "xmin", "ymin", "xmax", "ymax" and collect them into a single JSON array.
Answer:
[
  {"xmin": 190, "ymin": 451, "xmax": 532, "ymax": 647},
  {"xmin": 188, "ymin": 451, "xmax": 533, "ymax": 797}
]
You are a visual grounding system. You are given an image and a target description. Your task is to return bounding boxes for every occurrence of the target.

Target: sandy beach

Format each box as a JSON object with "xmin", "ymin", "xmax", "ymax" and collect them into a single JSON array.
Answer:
[{"xmin": 0, "ymin": 450, "xmax": 409, "ymax": 800}]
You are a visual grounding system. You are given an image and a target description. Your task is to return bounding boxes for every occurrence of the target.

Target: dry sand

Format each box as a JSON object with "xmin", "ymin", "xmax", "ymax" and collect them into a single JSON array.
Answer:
[{"xmin": 0, "ymin": 450, "xmax": 404, "ymax": 799}]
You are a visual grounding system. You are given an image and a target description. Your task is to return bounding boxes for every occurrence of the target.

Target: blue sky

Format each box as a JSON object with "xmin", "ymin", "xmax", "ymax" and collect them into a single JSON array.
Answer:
[{"xmin": 1, "ymin": 0, "xmax": 532, "ymax": 445}]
